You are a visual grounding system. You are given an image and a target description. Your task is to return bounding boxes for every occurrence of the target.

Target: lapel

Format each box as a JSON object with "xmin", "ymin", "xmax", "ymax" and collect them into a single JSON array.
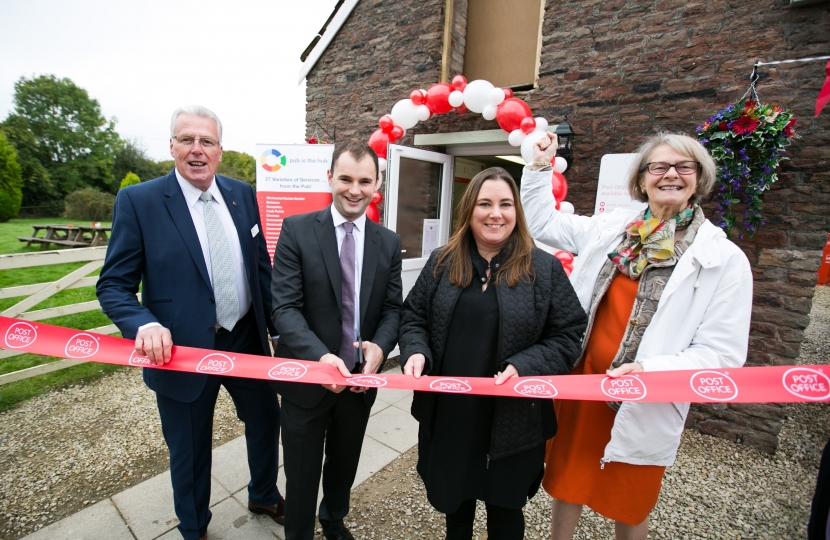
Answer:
[
  {"xmin": 314, "ymin": 207, "xmax": 343, "ymax": 310},
  {"xmin": 215, "ymin": 176, "xmax": 252, "ymax": 285},
  {"xmin": 162, "ymin": 171, "xmax": 211, "ymax": 289},
  {"xmin": 360, "ymin": 220, "xmax": 381, "ymax": 325}
]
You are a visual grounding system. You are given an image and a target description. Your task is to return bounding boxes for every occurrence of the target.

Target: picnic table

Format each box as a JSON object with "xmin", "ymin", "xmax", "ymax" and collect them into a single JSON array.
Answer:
[{"xmin": 18, "ymin": 224, "xmax": 112, "ymax": 249}]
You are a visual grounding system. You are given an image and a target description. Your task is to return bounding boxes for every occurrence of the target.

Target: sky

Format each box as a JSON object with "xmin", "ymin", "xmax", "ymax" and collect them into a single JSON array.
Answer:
[{"xmin": 0, "ymin": 0, "xmax": 340, "ymax": 160}]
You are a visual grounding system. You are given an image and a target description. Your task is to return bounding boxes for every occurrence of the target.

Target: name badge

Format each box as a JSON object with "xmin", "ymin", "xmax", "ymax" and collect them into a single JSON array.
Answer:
[{"xmin": 251, "ymin": 224, "xmax": 259, "ymax": 237}]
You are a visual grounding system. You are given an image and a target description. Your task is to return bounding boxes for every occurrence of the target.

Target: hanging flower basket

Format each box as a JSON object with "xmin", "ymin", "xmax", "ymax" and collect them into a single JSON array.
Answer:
[{"xmin": 696, "ymin": 100, "xmax": 796, "ymax": 237}]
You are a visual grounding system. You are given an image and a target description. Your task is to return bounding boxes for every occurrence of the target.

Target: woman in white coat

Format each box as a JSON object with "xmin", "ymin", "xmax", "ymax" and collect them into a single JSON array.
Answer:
[{"xmin": 520, "ymin": 132, "xmax": 753, "ymax": 540}]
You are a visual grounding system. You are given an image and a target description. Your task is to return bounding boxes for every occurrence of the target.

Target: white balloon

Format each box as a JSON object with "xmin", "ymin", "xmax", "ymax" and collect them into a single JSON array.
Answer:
[
  {"xmin": 520, "ymin": 130, "xmax": 547, "ymax": 165},
  {"xmin": 416, "ymin": 104, "xmax": 431, "ymax": 121},
  {"xmin": 462, "ymin": 79, "xmax": 495, "ymax": 113},
  {"xmin": 482, "ymin": 104, "xmax": 497, "ymax": 121},
  {"xmin": 448, "ymin": 90, "xmax": 464, "ymax": 108},
  {"xmin": 508, "ymin": 129, "xmax": 525, "ymax": 147},
  {"xmin": 559, "ymin": 201, "xmax": 575, "ymax": 214},
  {"xmin": 377, "ymin": 171, "xmax": 383, "ymax": 191},
  {"xmin": 378, "ymin": 157, "xmax": 387, "ymax": 173},
  {"xmin": 390, "ymin": 99, "xmax": 420, "ymax": 129},
  {"xmin": 553, "ymin": 156, "xmax": 568, "ymax": 173},
  {"xmin": 534, "ymin": 117, "xmax": 549, "ymax": 132},
  {"xmin": 488, "ymin": 88, "xmax": 505, "ymax": 106}
]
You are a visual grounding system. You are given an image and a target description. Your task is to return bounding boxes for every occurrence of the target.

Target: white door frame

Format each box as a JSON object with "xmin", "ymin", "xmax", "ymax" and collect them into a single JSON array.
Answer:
[
  {"xmin": 384, "ymin": 144, "xmax": 454, "ymax": 348},
  {"xmin": 384, "ymin": 143, "xmax": 454, "ymax": 244}
]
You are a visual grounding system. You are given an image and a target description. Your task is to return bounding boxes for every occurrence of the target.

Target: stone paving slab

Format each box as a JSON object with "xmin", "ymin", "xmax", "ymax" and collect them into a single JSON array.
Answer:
[
  {"xmin": 363, "ymin": 404, "xmax": 419, "ymax": 454},
  {"xmin": 23, "ymin": 385, "xmax": 415, "ymax": 540},
  {"xmin": 22, "ymin": 499, "xmax": 134, "ymax": 540}
]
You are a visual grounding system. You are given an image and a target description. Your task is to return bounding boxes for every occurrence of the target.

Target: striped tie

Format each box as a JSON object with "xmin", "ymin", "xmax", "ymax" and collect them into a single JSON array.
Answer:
[{"xmin": 200, "ymin": 191, "xmax": 239, "ymax": 331}]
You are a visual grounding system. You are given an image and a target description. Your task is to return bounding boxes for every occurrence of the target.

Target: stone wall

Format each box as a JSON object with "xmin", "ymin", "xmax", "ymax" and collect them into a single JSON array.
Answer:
[{"xmin": 305, "ymin": 0, "xmax": 830, "ymax": 453}]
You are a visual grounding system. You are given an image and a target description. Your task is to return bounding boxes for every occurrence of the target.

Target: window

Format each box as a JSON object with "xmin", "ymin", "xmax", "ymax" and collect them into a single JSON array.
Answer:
[{"xmin": 462, "ymin": 0, "xmax": 545, "ymax": 89}]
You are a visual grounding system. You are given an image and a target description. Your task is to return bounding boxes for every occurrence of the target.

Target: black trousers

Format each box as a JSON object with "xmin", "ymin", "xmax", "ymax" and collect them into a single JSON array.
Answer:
[
  {"xmin": 156, "ymin": 312, "xmax": 281, "ymax": 540},
  {"xmin": 809, "ymin": 436, "xmax": 830, "ymax": 539},
  {"xmin": 280, "ymin": 388, "xmax": 372, "ymax": 540},
  {"xmin": 445, "ymin": 499, "xmax": 525, "ymax": 540}
]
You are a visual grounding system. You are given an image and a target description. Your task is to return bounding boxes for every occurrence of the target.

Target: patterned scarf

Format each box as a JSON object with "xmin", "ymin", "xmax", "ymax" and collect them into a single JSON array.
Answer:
[{"xmin": 607, "ymin": 205, "xmax": 695, "ymax": 278}]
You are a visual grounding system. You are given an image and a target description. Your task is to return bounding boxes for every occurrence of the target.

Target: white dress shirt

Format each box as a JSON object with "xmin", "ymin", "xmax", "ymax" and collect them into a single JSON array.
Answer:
[{"xmin": 331, "ymin": 205, "xmax": 365, "ymax": 337}]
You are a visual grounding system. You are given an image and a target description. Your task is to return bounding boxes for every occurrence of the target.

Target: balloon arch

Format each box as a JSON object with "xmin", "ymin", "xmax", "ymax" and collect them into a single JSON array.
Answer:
[{"xmin": 362, "ymin": 74, "xmax": 575, "ymax": 274}]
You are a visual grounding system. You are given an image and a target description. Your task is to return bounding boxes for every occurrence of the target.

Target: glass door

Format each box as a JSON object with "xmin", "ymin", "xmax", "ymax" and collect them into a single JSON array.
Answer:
[{"xmin": 384, "ymin": 144, "xmax": 454, "ymax": 301}]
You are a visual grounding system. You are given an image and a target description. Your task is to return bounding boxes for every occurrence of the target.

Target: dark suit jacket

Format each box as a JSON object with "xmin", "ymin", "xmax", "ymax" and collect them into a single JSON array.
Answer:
[
  {"xmin": 270, "ymin": 206, "xmax": 403, "ymax": 409},
  {"xmin": 97, "ymin": 170, "xmax": 276, "ymax": 403}
]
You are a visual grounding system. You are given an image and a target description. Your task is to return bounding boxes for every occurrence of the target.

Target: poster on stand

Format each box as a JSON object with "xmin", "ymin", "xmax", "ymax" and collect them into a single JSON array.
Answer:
[
  {"xmin": 595, "ymin": 154, "xmax": 647, "ymax": 215},
  {"xmin": 255, "ymin": 144, "xmax": 335, "ymax": 262}
]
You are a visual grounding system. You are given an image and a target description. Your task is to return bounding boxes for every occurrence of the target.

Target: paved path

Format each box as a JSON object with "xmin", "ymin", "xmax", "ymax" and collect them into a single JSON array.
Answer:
[{"xmin": 23, "ymin": 384, "xmax": 417, "ymax": 540}]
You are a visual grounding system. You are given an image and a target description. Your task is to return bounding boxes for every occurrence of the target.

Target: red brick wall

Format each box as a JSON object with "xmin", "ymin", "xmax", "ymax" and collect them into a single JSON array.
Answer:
[{"xmin": 306, "ymin": 0, "xmax": 830, "ymax": 452}]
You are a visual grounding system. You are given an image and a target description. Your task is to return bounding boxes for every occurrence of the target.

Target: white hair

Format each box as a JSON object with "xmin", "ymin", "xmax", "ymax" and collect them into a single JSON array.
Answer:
[{"xmin": 170, "ymin": 106, "xmax": 223, "ymax": 142}]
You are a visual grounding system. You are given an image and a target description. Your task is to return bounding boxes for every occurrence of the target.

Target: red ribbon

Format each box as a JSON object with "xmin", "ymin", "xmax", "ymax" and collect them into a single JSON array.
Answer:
[
  {"xmin": 2, "ymin": 316, "xmax": 828, "ymax": 404},
  {"xmin": 816, "ymin": 59, "xmax": 830, "ymax": 118}
]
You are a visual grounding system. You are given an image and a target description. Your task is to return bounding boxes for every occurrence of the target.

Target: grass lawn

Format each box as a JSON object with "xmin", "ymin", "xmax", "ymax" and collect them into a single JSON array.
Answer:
[{"xmin": 0, "ymin": 217, "xmax": 124, "ymax": 412}]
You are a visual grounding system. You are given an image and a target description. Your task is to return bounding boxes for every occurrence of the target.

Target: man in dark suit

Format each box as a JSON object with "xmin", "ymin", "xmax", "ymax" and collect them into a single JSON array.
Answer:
[
  {"xmin": 97, "ymin": 106, "xmax": 284, "ymax": 540},
  {"xmin": 271, "ymin": 141, "xmax": 402, "ymax": 540}
]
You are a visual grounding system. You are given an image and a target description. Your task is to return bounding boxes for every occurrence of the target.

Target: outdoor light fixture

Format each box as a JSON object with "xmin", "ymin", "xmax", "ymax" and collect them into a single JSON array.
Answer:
[{"xmin": 554, "ymin": 118, "xmax": 575, "ymax": 168}]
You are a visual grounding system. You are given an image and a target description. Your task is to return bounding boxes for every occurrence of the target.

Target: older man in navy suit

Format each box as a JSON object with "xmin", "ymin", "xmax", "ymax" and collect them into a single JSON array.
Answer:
[{"xmin": 97, "ymin": 106, "xmax": 283, "ymax": 540}]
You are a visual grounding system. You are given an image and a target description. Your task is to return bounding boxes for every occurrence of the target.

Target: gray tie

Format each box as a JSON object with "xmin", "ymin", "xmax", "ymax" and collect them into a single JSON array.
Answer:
[
  {"xmin": 200, "ymin": 191, "xmax": 239, "ymax": 331},
  {"xmin": 339, "ymin": 222, "xmax": 357, "ymax": 370}
]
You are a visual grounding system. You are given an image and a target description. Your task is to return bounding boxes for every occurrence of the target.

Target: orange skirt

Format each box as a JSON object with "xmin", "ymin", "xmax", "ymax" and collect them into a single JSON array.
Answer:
[{"xmin": 543, "ymin": 274, "xmax": 665, "ymax": 526}]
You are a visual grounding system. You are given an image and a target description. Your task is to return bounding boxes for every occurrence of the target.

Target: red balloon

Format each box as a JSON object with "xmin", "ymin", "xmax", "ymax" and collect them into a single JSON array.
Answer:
[
  {"xmin": 367, "ymin": 129, "xmax": 393, "ymax": 159},
  {"xmin": 451, "ymin": 74, "xmax": 467, "ymax": 91},
  {"xmin": 555, "ymin": 201, "xmax": 561, "ymax": 210},
  {"xmin": 410, "ymin": 90, "xmax": 425, "ymax": 106},
  {"xmin": 503, "ymin": 88, "xmax": 514, "ymax": 99},
  {"xmin": 425, "ymin": 83, "xmax": 454, "ymax": 115},
  {"xmin": 378, "ymin": 115, "xmax": 394, "ymax": 132},
  {"xmin": 455, "ymin": 103, "xmax": 468, "ymax": 115},
  {"xmin": 366, "ymin": 202, "xmax": 380, "ymax": 223},
  {"xmin": 496, "ymin": 98, "xmax": 532, "ymax": 133},
  {"xmin": 551, "ymin": 171, "xmax": 568, "ymax": 202},
  {"xmin": 372, "ymin": 191, "xmax": 383, "ymax": 204},
  {"xmin": 389, "ymin": 126, "xmax": 405, "ymax": 140},
  {"xmin": 554, "ymin": 250, "xmax": 575, "ymax": 266},
  {"xmin": 520, "ymin": 116, "xmax": 536, "ymax": 135},
  {"xmin": 562, "ymin": 263, "xmax": 574, "ymax": 277}
]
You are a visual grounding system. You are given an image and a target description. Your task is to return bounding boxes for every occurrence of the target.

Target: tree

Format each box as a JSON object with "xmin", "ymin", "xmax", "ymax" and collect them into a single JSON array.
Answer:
[
  {"xmin": 64, "ymin": 189, "xmax": 115, "ymax": 221},
  {"xmin": 217, "ymin": 150, "xmax": 256, "ymax": 187},
  {"xmin": 0, "ymin": 132, "xmax": 24, "ymax": 222},
  {"xmin": 7, "ymin": 74, "xmax": 121, "ymax": 197},
  {"xmin": 157, "ymin": 159, "xmax": 174, "ymax": 173},
  {"xmin": 119, "ymin": 172, "xmax": 140, "ymax": 190},
  {"xmin": 0, "ymin": 115, "xmax": 56, "ymax": 207},
  {"xmin": 112, "ymin": 139, "xmax": 168, "ymax": 187}
]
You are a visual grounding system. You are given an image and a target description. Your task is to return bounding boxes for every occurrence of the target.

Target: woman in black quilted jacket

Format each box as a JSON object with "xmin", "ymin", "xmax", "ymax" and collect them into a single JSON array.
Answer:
[{"xmin": 398, "ymin": 167, "xmax": 587, "ymax": 540}]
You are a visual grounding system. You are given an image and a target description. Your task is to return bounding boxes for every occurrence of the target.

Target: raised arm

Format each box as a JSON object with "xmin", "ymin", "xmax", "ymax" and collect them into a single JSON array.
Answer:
[{"xmin": 519, "ymin": 132, "xmax": 595, "ymax": 254}]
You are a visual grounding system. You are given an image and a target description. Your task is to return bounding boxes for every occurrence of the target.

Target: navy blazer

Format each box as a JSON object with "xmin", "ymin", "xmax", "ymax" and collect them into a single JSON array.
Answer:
[
  {"xmin": 97, "ymin": 170, "xmax": 276, "ymax": 403},
  {"xmin": 270, "ymin": 206, "xmax": 403, "ymax": 408}
]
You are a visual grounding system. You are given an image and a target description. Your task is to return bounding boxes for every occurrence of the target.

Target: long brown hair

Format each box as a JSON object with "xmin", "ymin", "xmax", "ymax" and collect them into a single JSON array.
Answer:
[{"xmin": 434, "ymin": 167, "xmax": 536, "ymax": 288}]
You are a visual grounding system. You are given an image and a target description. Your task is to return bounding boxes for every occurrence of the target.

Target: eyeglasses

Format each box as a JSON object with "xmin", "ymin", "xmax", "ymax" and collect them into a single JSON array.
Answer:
[
  {"xmin": 172, "ymin": 135, "xmax": 220, "ymax": 149},
  {"xmin": 644, "ymin": 161, "xmax": 699, "ymax": 175}
]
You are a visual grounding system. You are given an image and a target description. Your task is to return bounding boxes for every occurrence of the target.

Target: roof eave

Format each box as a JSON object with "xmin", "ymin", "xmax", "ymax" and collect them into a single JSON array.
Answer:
[{"xmin": 298, "ymin": 0, "xmax": 361, "ymax": 85}]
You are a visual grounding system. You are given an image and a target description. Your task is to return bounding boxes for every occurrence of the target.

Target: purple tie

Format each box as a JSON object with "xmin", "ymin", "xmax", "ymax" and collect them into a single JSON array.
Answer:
[{"xmin": 339, "ymin": 222, "xmax": 357, "ymax": 370}]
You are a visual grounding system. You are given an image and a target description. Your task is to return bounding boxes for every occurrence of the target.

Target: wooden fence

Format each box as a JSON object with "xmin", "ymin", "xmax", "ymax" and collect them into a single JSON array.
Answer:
[{"xmin": 0, "ymin": 247, "xmax": 125, "ymax": 385}]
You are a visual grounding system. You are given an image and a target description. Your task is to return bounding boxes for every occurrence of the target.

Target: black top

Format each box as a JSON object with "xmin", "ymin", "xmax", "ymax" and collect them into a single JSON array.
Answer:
[{"xmin": 416, "ymin": 244, "xmax": 545, "ymax": 514}]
